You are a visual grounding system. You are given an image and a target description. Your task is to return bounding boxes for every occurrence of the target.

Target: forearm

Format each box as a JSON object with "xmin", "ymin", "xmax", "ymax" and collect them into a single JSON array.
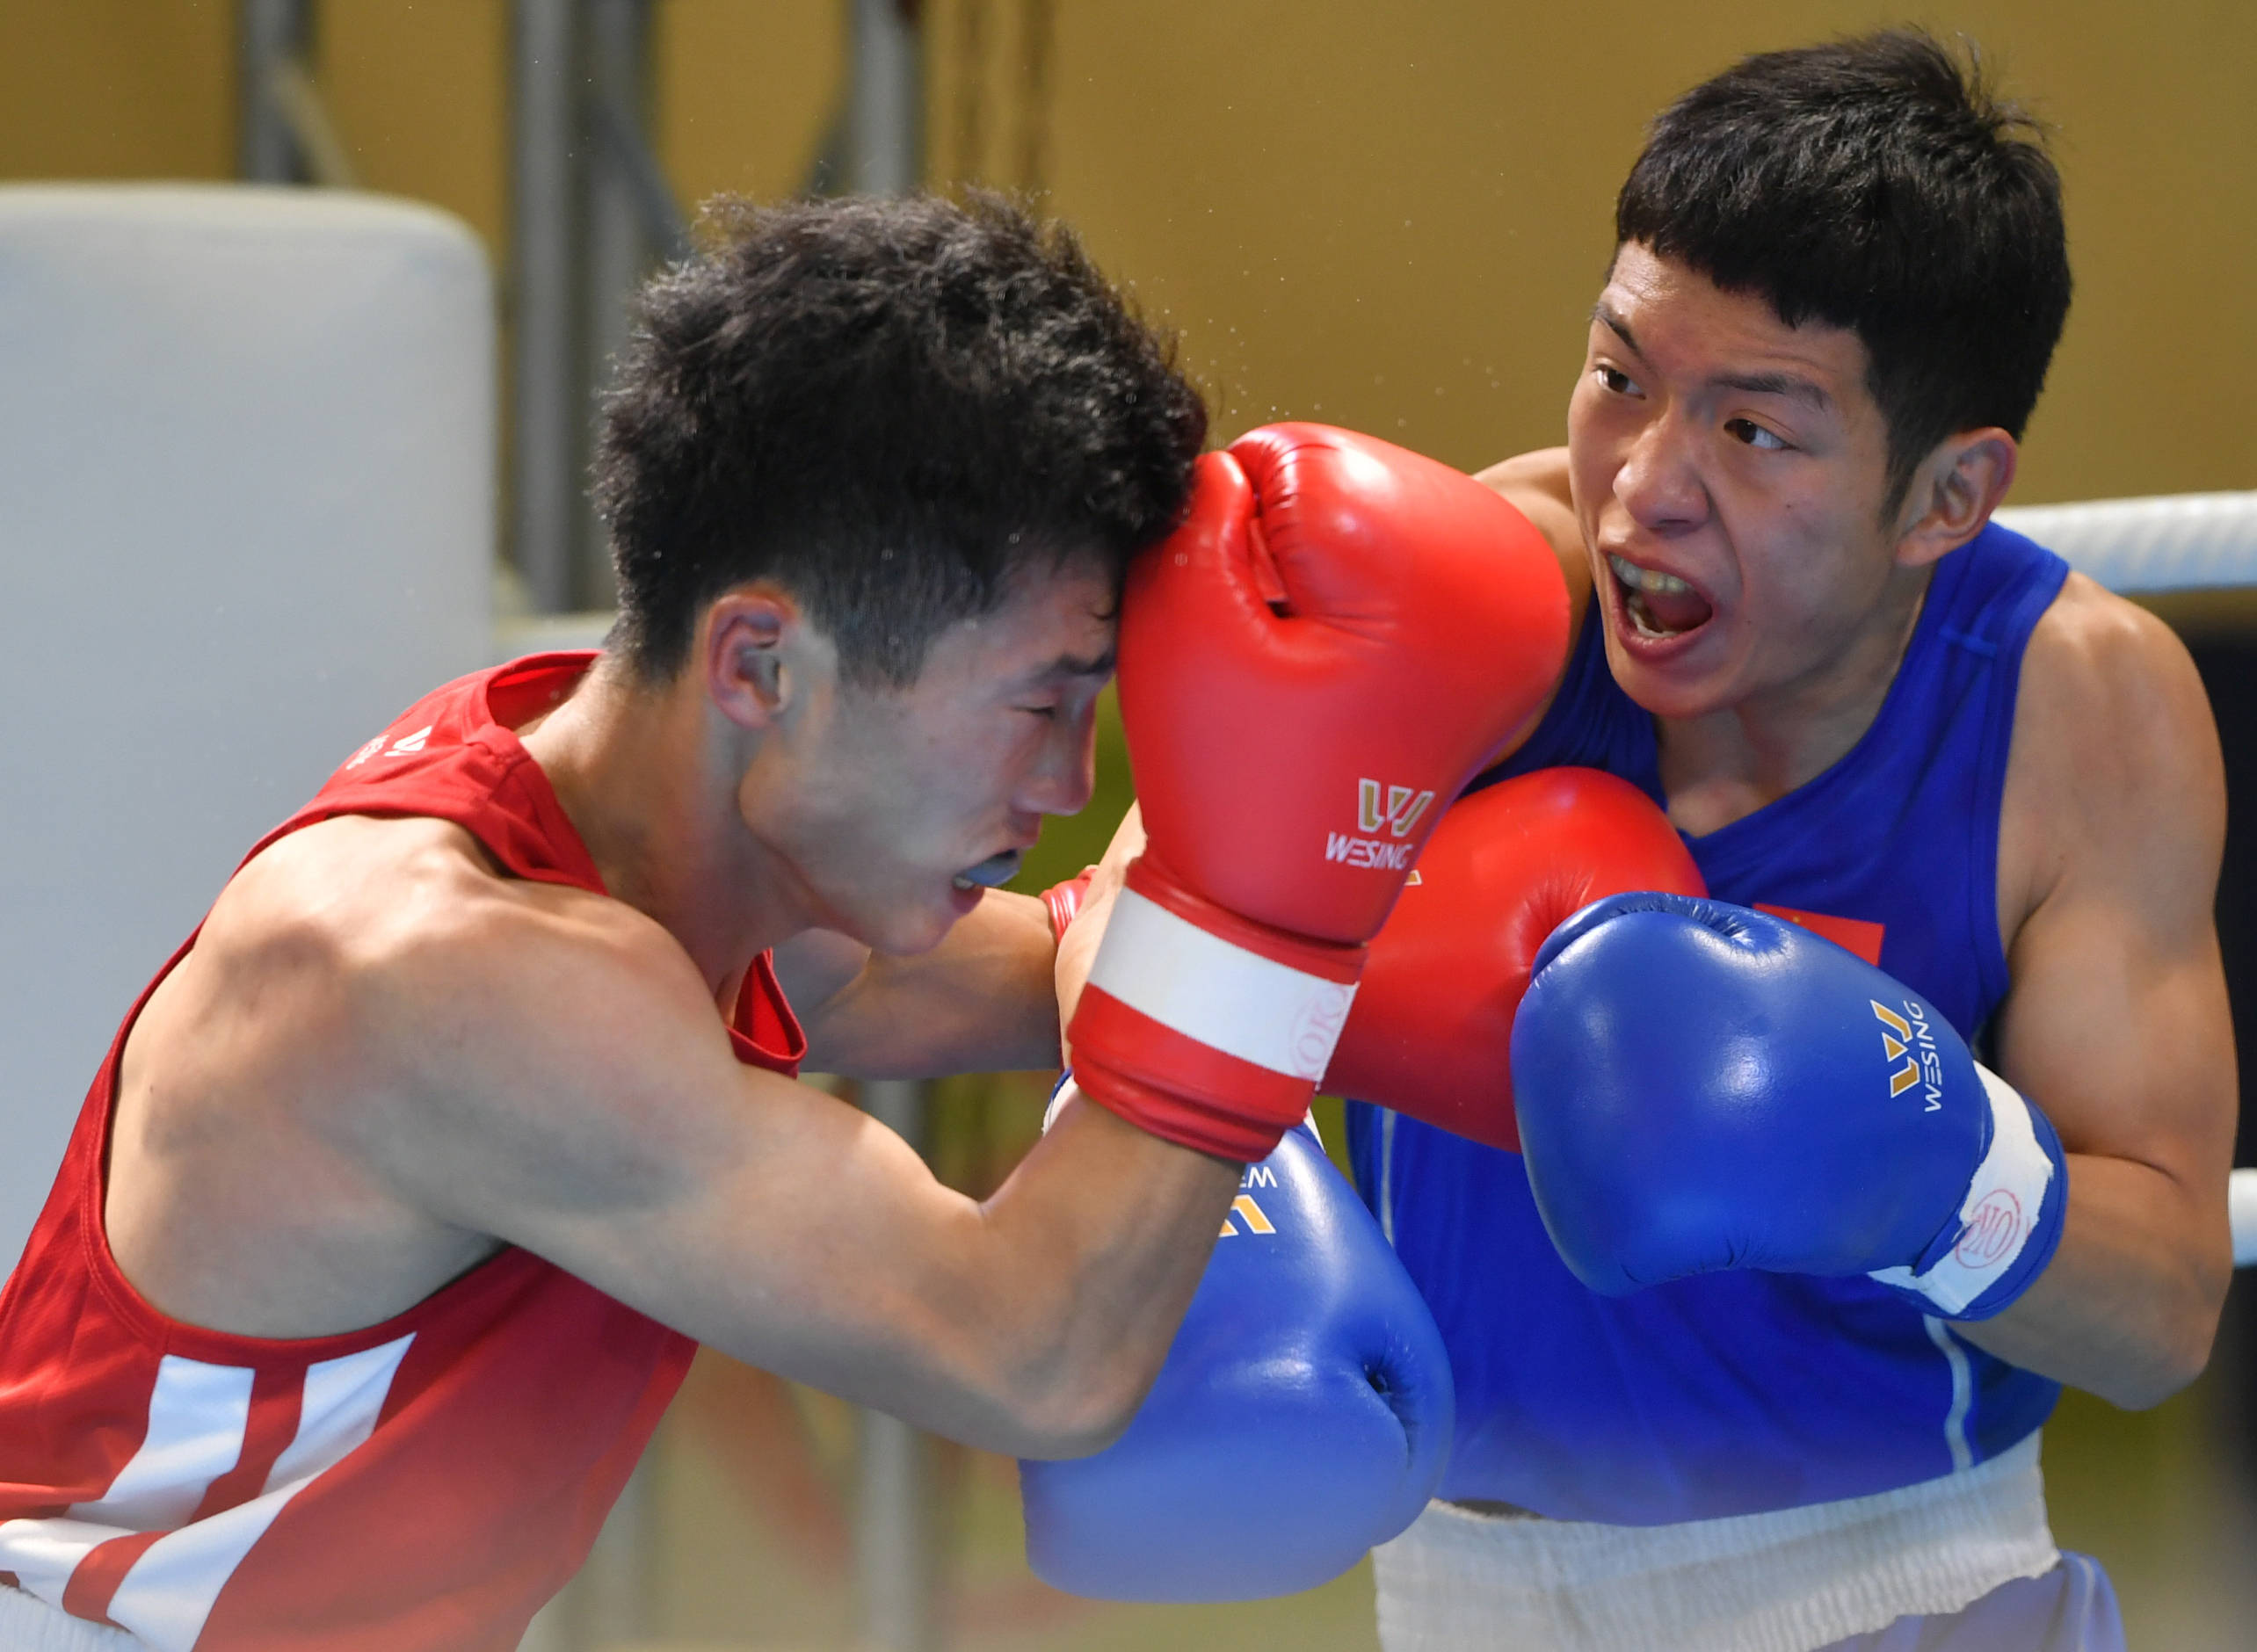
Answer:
[
  {"xmin": 1054, "ymin": 801, "xmax": 1142, "ymax": 1042},
  {"xmin": 1953, "ymin": 1150, "xmax": 2230, "ymax": 1409},
  {"xmin": 909, "ymin": 1098, "xmax": 1240, "ymax": 1455},
  {"xmin": 805, "ymin": 890, "xmax": 1063, "ymax": 1076}
]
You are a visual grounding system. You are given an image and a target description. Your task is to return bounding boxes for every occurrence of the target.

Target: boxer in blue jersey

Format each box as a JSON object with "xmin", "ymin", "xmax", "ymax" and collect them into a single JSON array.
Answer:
[{"xmin": 1345, "ymin": 30, "xmax": 2234, "ymax": 1652}]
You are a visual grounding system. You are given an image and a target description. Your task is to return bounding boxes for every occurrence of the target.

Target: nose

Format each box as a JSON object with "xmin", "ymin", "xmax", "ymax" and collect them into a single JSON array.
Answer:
[
  {"xmin": 1023, "ymin": 698, "xmax": 1099, "ymax": 819},
  {"xmin": 1612, "ymin": 409, "xmax": 1709, "ymax": 538}
]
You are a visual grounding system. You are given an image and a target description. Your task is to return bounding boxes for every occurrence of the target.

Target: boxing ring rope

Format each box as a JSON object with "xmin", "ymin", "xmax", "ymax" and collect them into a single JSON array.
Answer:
[
  {"xmin": 1995, "ymin": 493, "xmax": 2257, "ymax": 594},
  {"xmin": 2231, "ymin": 1171, "xmax": 2257, "ymax": 1268}
]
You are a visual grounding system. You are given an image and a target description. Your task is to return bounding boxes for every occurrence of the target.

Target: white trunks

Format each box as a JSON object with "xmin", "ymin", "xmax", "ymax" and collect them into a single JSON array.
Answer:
[{"xmin": 1373, "ymin": 1431, "xmax": 2057, "ymax": 1652}]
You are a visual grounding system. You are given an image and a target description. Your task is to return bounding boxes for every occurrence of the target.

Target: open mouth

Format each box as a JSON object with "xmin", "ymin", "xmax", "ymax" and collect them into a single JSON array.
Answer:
[
  {"xmin": 1608, "ymin": 553, "xmax": 1715, "ymax": 639},
  {"xmin": 951, "ymin": 850, "xmax": 1024, "ymax": 893}
]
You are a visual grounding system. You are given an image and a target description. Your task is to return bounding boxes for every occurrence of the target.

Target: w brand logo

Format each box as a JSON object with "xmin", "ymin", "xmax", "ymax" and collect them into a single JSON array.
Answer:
[
  {"xmin": 1327, "ymin": 779, "xmax": 1436, "ymax": 869},
  {"xmin": 1357, "ymin": 779, "xmax": 1435, "ymax": 839},
  {"xmin": 1217, "ymin": 1194, "xmax": 1277, "ymax": 1238},
  {"xmin": 1871, "ymin": 1000, "xmax": 1923, "ymax": 1100}
]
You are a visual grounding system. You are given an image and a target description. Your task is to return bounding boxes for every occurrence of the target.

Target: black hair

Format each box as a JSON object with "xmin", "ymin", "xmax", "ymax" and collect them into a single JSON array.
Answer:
[
  {"xmin": 1615, "ymin": 30, "xmax": 2072, "ymax": 511},
  {"xmin": 595, "ymin": 192, "xmax": 1208, "ymax": 685}
]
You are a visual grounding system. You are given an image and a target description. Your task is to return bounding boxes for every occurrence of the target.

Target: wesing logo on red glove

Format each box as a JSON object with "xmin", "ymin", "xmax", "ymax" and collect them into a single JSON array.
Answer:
[
  {"xmin": 1324, "ymin": 779, "xmax": 1436, "ymax": 871},
  {"xmin": 1871, "ymin": 1000, "xmax": 1945, "ymax": 1113}
]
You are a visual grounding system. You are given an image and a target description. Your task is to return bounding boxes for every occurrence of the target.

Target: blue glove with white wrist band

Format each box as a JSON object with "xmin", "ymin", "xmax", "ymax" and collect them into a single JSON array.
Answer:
[{"xmin": 1511, "ymin": 894, "xmax": 2067, "ymax": 1320}]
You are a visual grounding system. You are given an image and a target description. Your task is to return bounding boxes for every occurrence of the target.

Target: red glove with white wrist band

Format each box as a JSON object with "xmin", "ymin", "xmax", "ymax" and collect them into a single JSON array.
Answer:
[
  {"xmin": 1062, "ymin": 424, "xmax": 1569, "ymax": 1161},
  {"xmin": 1047, "ymin": 769, "xmax": 1706, "ymax": 1154}
]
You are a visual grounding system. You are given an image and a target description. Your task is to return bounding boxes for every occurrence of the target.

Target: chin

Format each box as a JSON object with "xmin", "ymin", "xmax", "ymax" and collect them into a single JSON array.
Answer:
[
  {"xmin": 1607, "ymin": 641, "xmax": 1760, "ymax": 726},
  {"xmin": 878, "ymin": 899, "xmax": 963, "ymax": 958},
  {"xmin": 1599, "ymin": 633, "xmax": 1725, "ymax": 721},
  {"xmin": 1611, "ymin": 663, "xmax": 1730, "ymax": 721}
]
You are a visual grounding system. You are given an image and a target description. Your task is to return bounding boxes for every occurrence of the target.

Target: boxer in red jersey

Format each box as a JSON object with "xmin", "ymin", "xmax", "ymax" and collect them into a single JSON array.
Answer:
[{"xmin": 0, "ymin": 195, "xmax": 1550, "ymax": 1649}]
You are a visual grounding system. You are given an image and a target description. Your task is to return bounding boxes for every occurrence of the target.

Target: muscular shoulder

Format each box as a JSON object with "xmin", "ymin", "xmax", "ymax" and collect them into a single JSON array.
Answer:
[
  {"xmin": 1475, "ymin": 446, "xmax": 1596, "ymax": 663},
  {"xmin": 207, "ymin": 816, "xmax": 714, "ymax": 1139},
  {"xmin": 2000, "ymin": 574, "xmax": 2224, "ymax": 930},
  {"xmin": 1477, "ymin": 447, "xmax": 1583, "ymax": 572}
]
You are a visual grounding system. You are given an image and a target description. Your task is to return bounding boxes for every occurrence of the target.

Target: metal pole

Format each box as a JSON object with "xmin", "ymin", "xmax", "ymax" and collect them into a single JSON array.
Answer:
[
  {"xmin": 847, "ymin": 12, "xmax": 930, "ymax": 1636},
  {"xmin": 848, "ymin": 0, "xmax": 923, "ymax": 196},
  {"xmin": 855, "ymin": 1078, "xmax": 936, "ymax": 1652},
  {"xmin": 237, "ymin": 0, "xmax": 312, "ymax": 182},
  {"xmin": 579, "ymin": 0, "xmax": 657, "ymax": 613},
  {"xmin": 511, "ymin": 0, "xmax": 582, "ymax": 614}
]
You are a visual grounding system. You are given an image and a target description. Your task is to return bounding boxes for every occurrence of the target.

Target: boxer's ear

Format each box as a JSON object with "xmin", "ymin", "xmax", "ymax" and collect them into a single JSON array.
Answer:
[
  {"xmin": 1891, "ymin": 428, "xmax": 2017, "ymax": 570},
  {"xmin": 702, "ymin": 583, "xmax": 814, "ymax": 730}
]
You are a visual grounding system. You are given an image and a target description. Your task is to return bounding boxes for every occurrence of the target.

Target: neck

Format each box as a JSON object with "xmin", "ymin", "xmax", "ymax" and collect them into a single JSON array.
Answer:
[
  {"xmin": 1656, "ymin": 564, "xmax": 1932, "ymax": 837},
  {"xmin": 517, "ymin": 656, "xmax": 807, "ymax": 999}
]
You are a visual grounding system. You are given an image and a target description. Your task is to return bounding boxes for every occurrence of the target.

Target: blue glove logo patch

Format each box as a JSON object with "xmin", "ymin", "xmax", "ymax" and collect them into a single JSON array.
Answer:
[
  {"xmin": 1871, "ymin": 1000, "xmax": 1944, "ymax": 1112},
  {"xmin": 1221, "ymin": 1163, "xmax": 1283, "ymax": 1236},
  {"xmin": 1220, "ymin": 1195, "xmax": 1277, "ymax": 1237}
]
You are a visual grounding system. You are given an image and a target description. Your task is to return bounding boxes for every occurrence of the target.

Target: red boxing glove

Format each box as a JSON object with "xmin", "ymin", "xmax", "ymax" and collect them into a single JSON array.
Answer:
[
  {"xmin": 1070, "ymin": 425, "xmax": 1571, "ymax": 1160},
  {"xmin": 1323, "ymin": 768, "xmax": 1706, "ymax": 1151}
]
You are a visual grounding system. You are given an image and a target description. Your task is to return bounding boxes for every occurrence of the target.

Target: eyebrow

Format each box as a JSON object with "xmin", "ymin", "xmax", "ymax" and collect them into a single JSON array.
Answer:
[
  {"xmin": 1593, "ymin": 304, "xmax": 1639, "ymax": 352},
  {"xmin": 1714, "ymin": 370, "xmax": 1832, "ymax": 411},
  {"xmin": 1592, "ymin": 305, "xmax": 1832, "ymax": 411},
  {"xmin": 1030, "ymin": 648, "xmax": 1116, "ymax": 680}
]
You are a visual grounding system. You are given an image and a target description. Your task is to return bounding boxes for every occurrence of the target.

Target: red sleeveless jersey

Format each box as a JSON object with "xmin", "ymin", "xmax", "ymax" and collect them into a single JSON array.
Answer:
[{"xmin": 0, "ymin": 654, "xmax": 805, "ymax": 1650}]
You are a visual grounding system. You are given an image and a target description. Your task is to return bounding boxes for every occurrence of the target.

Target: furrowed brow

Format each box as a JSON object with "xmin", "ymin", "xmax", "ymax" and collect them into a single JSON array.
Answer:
[
  {"xmin": 1593, "ymin": 304, "xmax": 1639, "ymax": 353},
  {"xmin": 1715, "ymin": 371, "xmax": 1832, "ymax": 411}
]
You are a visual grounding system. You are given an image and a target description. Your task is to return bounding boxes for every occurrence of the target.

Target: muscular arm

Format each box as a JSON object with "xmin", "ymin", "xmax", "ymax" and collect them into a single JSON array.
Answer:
[
  {"xmin": 349, "ymin": 879, "xmax": 1238, "ymax": 1459},
  {"xmin": 773, "ymin": 888, "xmax": 1063, "ymax": 1076},
  {"xmin": 1476, "ymin": 446, "xmax": 1593, "ymax": 629},
  {"xmin": 1955, "ymin": 578, "xmax": 2236, "ymax": 1408}
]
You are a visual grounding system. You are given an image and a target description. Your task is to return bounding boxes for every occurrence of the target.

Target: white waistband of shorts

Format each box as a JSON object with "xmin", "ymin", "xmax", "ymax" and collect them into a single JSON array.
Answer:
[
  {"xmin": 1372, "ymin": 1431, "xmax": 2057, "ymax": 1652},
  {"xmin": 0, "ymin": 1586, "xmax": 146, "ymax": 1652}
]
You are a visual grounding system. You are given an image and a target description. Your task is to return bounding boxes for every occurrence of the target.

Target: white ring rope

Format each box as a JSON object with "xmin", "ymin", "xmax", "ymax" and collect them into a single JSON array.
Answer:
[
  {"xmin": 1995, "ymin": 491, "xmax": 2257, "ymax": 593},
  {"xmin": 2232, "ymin": 1169, "xmax": 2257, "ymax": 1270}
]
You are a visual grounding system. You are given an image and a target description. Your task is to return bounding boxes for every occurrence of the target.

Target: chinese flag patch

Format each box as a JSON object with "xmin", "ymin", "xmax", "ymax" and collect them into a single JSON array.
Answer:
[{"xmin": 1754, "ymin": 903, "xmax": 1885, "ymax": 966}]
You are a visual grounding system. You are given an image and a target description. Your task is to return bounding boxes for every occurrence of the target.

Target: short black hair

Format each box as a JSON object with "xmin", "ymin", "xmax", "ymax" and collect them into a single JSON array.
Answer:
[
  {"xmin": 1615, "ymin": 30, "xmax": 2072, "ymax": 511},
  {"xmin": 595, "ymin": 192, "xmax": 1207, "ymax": 685}
]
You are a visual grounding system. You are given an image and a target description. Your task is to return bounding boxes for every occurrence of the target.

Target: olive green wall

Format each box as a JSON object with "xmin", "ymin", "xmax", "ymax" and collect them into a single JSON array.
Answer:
[{"xmin": 4, "ymin": 3, "xmax": 2250, "ymax": 504}]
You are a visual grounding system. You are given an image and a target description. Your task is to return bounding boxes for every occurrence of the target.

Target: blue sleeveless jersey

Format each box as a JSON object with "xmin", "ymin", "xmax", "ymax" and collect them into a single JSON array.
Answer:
[{"xmin": 1346, "ymin": 522, "xmax": 2072, "ymax": 1525}]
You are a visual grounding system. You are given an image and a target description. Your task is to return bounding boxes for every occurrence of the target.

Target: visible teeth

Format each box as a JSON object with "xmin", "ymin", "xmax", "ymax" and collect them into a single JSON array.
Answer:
[
  {"xmin": 1609, "ymin": 553, "xmax": 1691, "ymax": 596},
  {"xmin": 952, "ymin": 875, "xmax": 975, "ymax": 891}
]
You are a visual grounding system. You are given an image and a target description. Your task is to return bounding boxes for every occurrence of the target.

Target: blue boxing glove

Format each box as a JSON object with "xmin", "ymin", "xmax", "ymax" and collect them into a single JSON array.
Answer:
[
  {"xmin": 1020, "ymin": 1110, "xmax": 1452, "ymax": 1601},
  {"xmin": 1512, "ymin": 894, "xmax": 2067, "ymax": 1321}
]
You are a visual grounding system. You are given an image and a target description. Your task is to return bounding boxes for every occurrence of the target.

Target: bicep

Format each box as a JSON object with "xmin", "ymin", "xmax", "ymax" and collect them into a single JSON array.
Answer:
[
  {"xmin": 507, "ymin": 1055, "xmax": 998, "ymax": 1406},
  {"xmin": 1994, "ymin": 881, "xmax": 2233, "ymax": 1188},
  {"xmin": 357, "ymin": 909, "xmax": 998, "ymax": 1406},
  {"xmin": 1475, "ymin": 447, "xmax": 1591, "ymax": 754},
  {"xmin": 1992, "ymin": 597, "xmax": 2234, "ymax": 1189}
]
